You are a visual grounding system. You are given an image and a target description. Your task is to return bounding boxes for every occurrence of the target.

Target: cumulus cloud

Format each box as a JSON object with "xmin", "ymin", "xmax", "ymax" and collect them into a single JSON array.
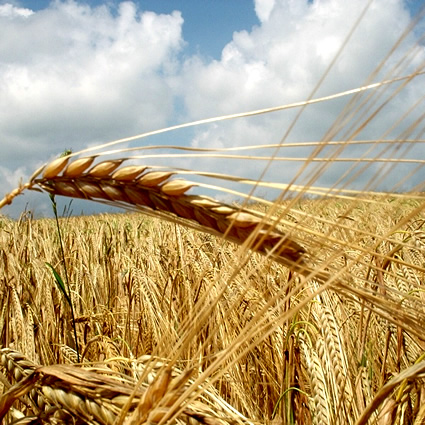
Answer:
[
  {"xmin": 179, "ymin": 0, "xmax": 424, "ymax": 191},
  {"xmin": 182, "ymin": 0, "xmax": 413, "ymax": 119},
  {"xmin": 254, "ymin": 0, "xmax": 276, "ymax": 23},
  {"xmin": 1, "ymin": 0, "xmax": 424, "ymax": 218},
  {"xmin": 0, "ymin": 3, "xmax": 33, "ymax": 18},
  {"xmin": 0, "ymin": 0, "xmax": 183, "ymax": 156}
]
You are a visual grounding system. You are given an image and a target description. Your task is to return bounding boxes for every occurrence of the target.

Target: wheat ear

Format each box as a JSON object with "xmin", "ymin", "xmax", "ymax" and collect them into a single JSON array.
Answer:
[
  {"xmin": 0, "ymin": 348, "xmax": 251, "ymax": 424},
  {"xmin": 0, "ymin": 155, "xmax": 309, "ymax": 273}
]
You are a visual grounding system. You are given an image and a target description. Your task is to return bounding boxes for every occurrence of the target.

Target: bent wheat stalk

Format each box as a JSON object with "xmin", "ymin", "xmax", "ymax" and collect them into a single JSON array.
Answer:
[{"xmin": 0, "ymin": 155, "xmax": 309, "ymax": 273}]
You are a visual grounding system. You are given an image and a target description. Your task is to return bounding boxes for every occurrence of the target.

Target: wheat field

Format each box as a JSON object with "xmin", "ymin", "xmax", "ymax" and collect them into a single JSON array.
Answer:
[{"xmin": 1, "ymin": 2, "xmax": 425, "ymax": 424}]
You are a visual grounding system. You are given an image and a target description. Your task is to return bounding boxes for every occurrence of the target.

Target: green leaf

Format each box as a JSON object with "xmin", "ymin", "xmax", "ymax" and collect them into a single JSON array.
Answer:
[{"xmin": 45, "ymin": 262, "xmax": 72, "ymax": 307}]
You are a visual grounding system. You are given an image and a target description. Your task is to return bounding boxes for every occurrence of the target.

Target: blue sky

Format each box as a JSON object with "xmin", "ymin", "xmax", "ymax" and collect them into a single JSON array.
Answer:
[{"xmin": 0, "ymin": 0, "xmax": 424, "ymax": 217}]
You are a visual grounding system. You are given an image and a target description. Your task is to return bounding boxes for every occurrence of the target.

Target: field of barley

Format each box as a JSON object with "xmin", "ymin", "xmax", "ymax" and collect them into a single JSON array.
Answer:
[{"xmin": 0, "ymin": 193, "xmax": 424, "ymax": 424}]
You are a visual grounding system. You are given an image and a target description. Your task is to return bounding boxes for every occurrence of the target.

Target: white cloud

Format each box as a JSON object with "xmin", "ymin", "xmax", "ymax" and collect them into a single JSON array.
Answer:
[
  {"xmin": 0, "ymin": 3, "xmax": 33, "ymax": 18},
  {"xmin": 0, "ymin": 0, "xmax": 424, "ymax": 218},
  {"xmin": 178, "ymin": 0, "xmax": 424, "ymax": 192},
  {"xmin": 254, "ymin": 0, "xmax": 276, "ymax": 23},
  {"xmin": 0, "ymin": 1, "xmax": 183, "ymax": 155},
  {"xmin": 182, "ymin": 0, "xmax": 413, "ymax": 119}
]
